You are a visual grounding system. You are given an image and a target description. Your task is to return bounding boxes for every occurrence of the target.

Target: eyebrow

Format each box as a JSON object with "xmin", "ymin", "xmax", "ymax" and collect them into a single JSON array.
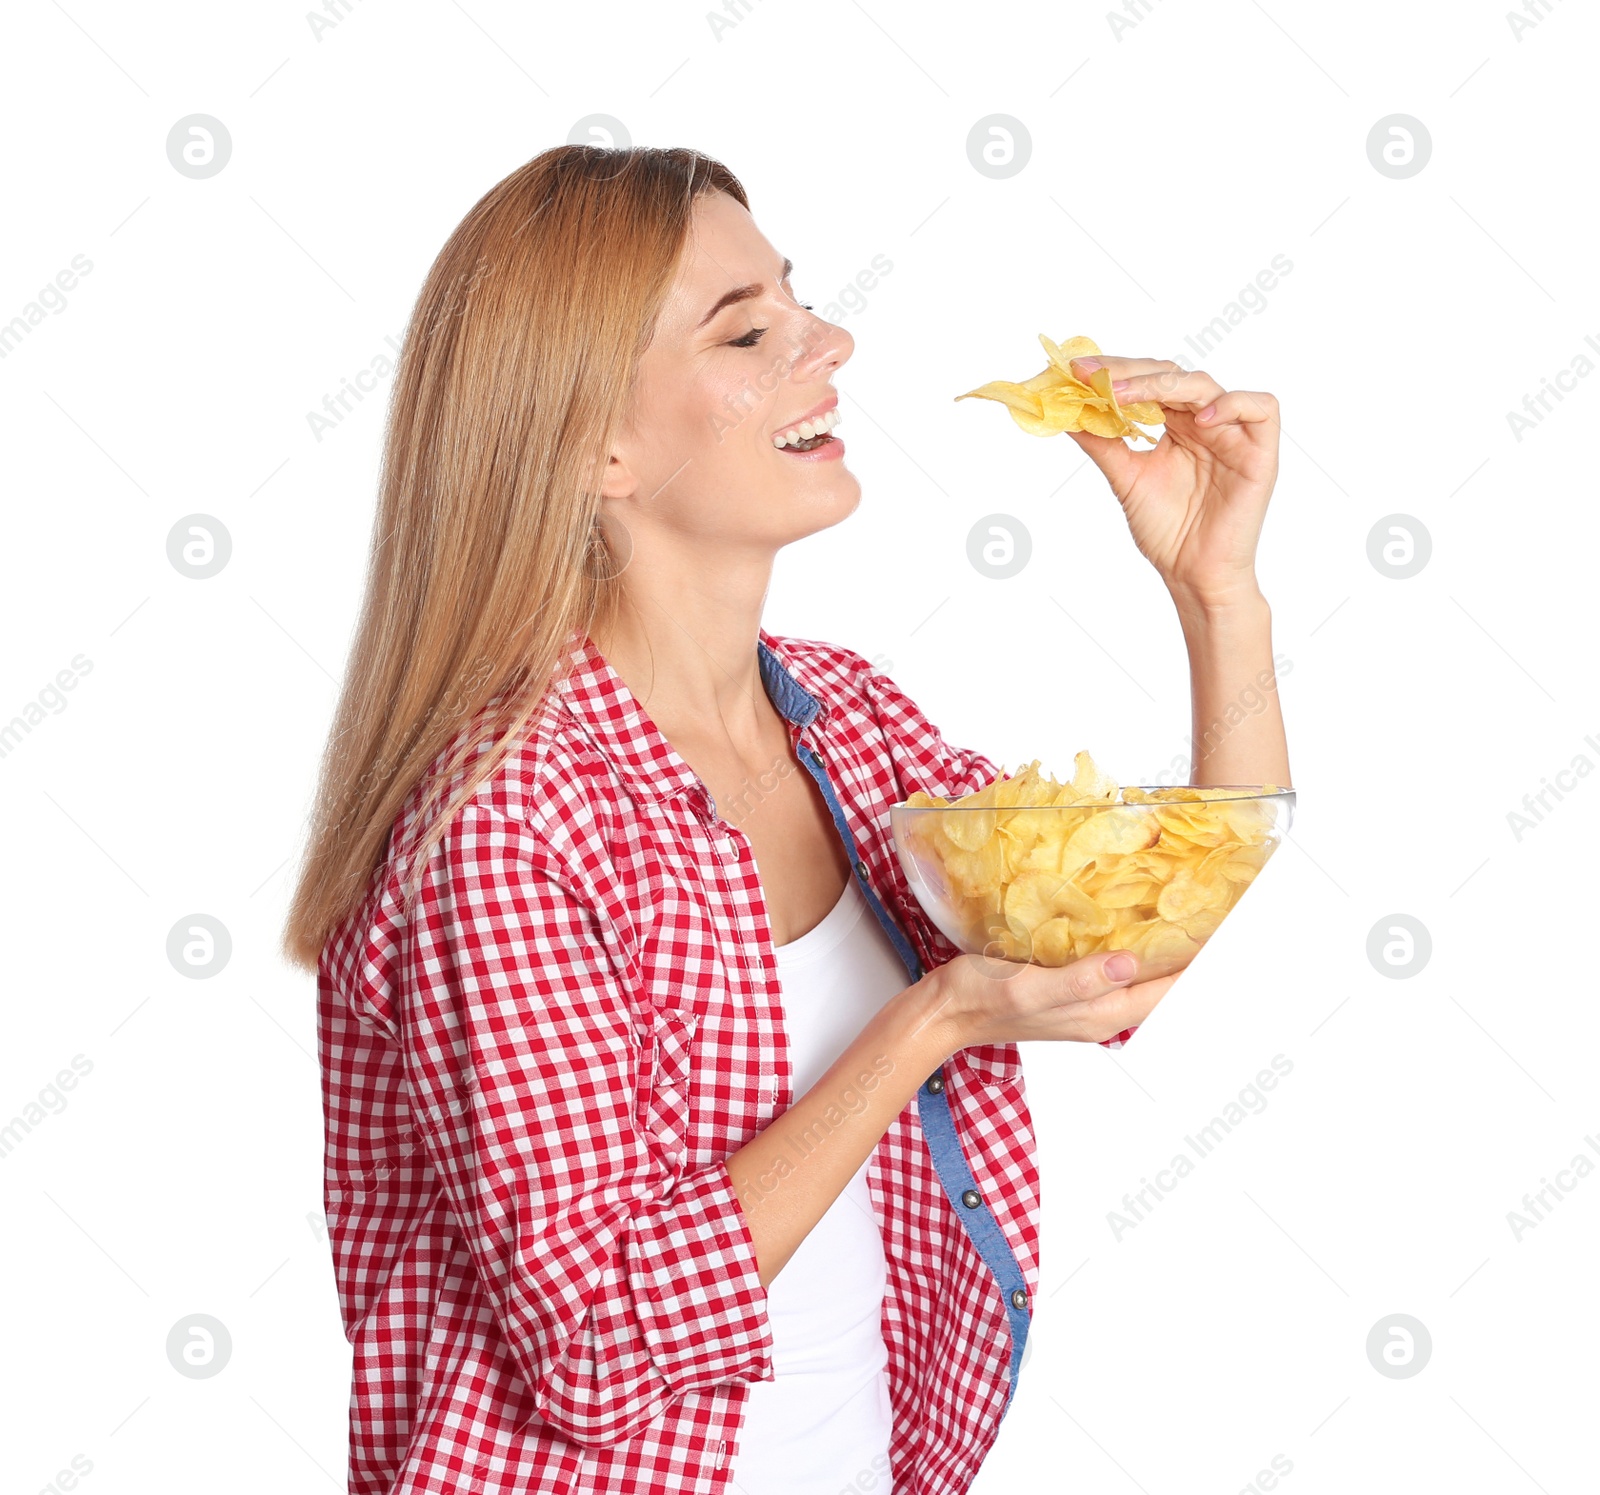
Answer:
[{"xmin": 695, "ymin": 257, "xmax": 793, "ymax": 330}]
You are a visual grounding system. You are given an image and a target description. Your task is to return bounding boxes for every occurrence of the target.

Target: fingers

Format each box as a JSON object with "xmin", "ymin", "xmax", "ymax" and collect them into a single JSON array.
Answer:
[
  {"xmin": 1195, "ymin": 389, "xmax": 1280, "ymax": 429},
  {"xmin": 1070, "ymin": 354, "xmax": 1221, "ymax": 404},
  {"xmin": 1070, "ymin": 355, "xmax": 1280, "ymax": 425},
  {"xmin": 1108, "ymin": 366, "xmax": 1227, "ymax": 414},
  {"xmin": 1070, "ymin": 355, "xmax": 1180, "ymax": 381},
  {"xmin": 1060, "ymin": 949, "xmax": 1143, "ymax": 1006},
  {"xmin": 938, "ymin": 945, "xmax": 1181, "ymax": 1048},
  {"xmin": 1069, "ymin": 355, "xmax": 1283, "ymax": 450},
  {"xmin": 1080, "ymin": 972, "xmax": 1179, "ymax": 1044}
]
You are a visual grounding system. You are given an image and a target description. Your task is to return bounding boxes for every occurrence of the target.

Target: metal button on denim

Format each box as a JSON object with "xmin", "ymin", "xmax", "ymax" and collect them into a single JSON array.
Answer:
[{"xmin": 961, "ymin": 1189, "xmax": 981, "ymax": 1208}]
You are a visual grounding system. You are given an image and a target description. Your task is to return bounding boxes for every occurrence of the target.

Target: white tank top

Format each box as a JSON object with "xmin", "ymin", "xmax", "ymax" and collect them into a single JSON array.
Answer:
[{"xmin": 729, "ymin": 874, "xmax": 907, "ymax": 1492}]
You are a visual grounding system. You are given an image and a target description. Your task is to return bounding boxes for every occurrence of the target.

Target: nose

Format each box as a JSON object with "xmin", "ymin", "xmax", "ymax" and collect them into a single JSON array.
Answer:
[{"xmin": 787, "ymin": 311, "xmax": 853, "ymax": 385}]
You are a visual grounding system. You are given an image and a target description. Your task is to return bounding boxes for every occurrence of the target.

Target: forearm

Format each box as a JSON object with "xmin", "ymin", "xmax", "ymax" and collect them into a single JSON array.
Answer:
[
  {"xmin": 1171, "ymin": 588, "xmax": 1291, "ymax": 788},
  {"xmin": 725, "ymin": 974, "xmax": 953, "ymax": 1289}
]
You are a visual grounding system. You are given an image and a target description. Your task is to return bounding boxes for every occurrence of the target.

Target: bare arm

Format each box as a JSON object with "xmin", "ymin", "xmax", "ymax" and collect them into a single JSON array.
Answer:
[
  {"xmin": 724, "ymin": 976, "xmax": 951, "ymax": 1289},
  {"xmin": 724, "ymin": 946, "xmax": 1164, "ymax": 1289},
  {"xmin": 1174, "ymin": 589, "xmax": 1292, "ymax": 789}
]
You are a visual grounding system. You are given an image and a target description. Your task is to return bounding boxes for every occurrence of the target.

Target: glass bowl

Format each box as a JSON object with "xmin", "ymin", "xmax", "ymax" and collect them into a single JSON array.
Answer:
[{"xmin": 890, "ymin": 786, "xmax": 1295, "ymax": 983}]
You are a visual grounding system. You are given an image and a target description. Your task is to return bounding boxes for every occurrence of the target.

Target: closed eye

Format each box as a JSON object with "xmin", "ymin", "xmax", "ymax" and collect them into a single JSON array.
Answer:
[{"xmin": 728, "ymin": 277, "xmax": 815, "ymax": 348}]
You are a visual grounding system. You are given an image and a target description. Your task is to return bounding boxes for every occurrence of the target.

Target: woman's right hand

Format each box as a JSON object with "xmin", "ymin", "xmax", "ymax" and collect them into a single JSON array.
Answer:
[{"xmin": 921, "ymin": 947, "xmax": 1179, "ymax": 1052}]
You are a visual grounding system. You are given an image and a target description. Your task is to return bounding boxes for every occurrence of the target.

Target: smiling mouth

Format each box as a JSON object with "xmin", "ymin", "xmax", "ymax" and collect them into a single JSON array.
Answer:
[
  {"xmin": 773, "ymin": 407, "xmax": 842, "ymax": 453},
  {"xmin": 779, "ymin": 431, "xmax": 835, "ymax": 453}
]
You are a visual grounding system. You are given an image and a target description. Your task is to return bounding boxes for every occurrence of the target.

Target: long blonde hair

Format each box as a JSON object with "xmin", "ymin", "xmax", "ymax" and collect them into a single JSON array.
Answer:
[{"xmin": 280, "ymin": 145, "xmax": 749, "ymax": 972}]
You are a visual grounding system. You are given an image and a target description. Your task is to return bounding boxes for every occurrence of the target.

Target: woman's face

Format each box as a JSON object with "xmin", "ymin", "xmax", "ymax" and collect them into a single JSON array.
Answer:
[{"xmin": 599, "ymin": 189, "xmax": 858, "ymax": 550}]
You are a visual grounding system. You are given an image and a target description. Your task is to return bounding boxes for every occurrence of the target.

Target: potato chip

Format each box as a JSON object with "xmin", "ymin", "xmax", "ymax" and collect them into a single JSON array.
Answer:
[
  {"xmin": 1156, "ymin": 864, "xmax": 1228, "ymax": 929},
  {"xmin": 893, "ymin": 750, "xmax": 1289, "ymax": 981},
  {"xmin": 1030, "ymin": 917, "xmax": 1077, "ymax": 965},
  {"xmin": 1067, "ymin": 748, "xmax": 1121, "ymax": 803},
  {"xmin": 943, "ymin": 838, "xmax": 1006, "ymax": 900},
  {"xmin": 955, "ymin": 335, "xmax": 1166, "ymax": 445}
]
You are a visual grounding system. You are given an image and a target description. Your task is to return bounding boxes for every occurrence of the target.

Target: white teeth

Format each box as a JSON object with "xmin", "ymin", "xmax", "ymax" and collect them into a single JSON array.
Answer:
[{"xmin": 773, "ymin": 408, "xmax": 841, "ymax": 447}]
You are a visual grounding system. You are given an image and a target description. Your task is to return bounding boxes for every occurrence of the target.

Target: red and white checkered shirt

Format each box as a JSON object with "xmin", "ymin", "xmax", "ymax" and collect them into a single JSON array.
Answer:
[{"xmin": 317, "ymin": 626, "xmax": 1137, "ymax": 1495}]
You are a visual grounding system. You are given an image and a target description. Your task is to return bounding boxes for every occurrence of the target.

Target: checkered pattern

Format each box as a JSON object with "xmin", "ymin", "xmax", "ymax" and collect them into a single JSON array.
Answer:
[{"xmin": 318, "ymin": 626, "xmax": 1137, "ymax": 1495}]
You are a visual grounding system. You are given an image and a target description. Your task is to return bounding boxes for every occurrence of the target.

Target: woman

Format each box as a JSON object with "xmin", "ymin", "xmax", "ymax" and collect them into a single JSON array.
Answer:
[{"xmin": 283, "ymin": 145, "xmax": 1289, "ymax": 1495}]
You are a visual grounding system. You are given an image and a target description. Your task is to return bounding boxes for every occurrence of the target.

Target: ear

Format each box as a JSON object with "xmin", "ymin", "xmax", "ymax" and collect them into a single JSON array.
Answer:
[{"xmin": 597, "ymin": 449, "xmax": 637, "ymax": 502}]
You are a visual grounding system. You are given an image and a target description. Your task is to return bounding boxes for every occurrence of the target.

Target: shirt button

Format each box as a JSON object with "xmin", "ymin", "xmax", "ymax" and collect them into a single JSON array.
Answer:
[
  {"xmin": 961, "ymin": 1188, "xmax": 981, "ymax": 1209},
  {"xmin": 808, "ymin": 748, "xmax": 824, "ymax": 768},
  {"xmin": 925, "ymin": 1073, "xmax": 944, "ymax": 1093},
  {"xmin": 1011, "ymin": 1288, "xmax": 1028, "ymax": 1310},
  {"xmin": 853, "ymin": 858, "xmax": 867, "ymax": 878}
]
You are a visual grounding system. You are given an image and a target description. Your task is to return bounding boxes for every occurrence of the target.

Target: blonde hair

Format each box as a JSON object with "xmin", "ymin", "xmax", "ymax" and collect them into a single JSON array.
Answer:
[{"xmin": 280, "ymin": 144, "xmax": 749, "ymax": 971}]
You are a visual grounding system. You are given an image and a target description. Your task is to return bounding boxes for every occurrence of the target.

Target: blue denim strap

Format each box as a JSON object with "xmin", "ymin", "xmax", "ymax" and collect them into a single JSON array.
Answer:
[{"xmin": 757, "ymin": 640, "xmax": 1030, "ymax": 1412}]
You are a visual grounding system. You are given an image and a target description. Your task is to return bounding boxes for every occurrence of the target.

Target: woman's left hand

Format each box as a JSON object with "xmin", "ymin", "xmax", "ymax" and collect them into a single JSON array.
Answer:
[{"xmin": 1065, "ymin": 355, "xmax": 1279, "ymax": 608}]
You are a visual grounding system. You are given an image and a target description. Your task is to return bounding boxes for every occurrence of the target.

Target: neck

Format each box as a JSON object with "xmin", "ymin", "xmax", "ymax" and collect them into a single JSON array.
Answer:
[{"xmin": 589, "ymin": 592, "xmax": 778, "ymax": 756}]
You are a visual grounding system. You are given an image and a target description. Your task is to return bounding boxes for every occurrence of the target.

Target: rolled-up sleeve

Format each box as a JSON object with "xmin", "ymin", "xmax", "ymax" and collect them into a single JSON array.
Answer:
[
  {"xmin": 855, "ymin": 653, "xmax": 1139, "ymax": 1049},
  {"xmin": 396, "ymin": 802, "xmax": 773, "ymax": 1446}
]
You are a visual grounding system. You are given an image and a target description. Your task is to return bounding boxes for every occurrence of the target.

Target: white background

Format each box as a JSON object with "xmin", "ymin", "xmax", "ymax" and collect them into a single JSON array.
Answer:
[{"xmin": 2, "ymin": 1, "xmax": 1597, "ymax": 1491}]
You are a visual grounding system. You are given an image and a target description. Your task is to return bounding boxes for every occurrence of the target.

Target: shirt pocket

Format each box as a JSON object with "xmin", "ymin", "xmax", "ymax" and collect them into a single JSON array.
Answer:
[
  {"xmin": 635, "ymin": 1006, "xmax": 698, "ymax": 1169},
  {"xmin": 953, "ymin": 1041, "xmax": 1023, "ymax": 1090}
]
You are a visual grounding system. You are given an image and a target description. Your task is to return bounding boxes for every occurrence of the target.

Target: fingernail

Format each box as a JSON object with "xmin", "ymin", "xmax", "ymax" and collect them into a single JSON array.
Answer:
[
  {"xmin": 1105, "ymin": 952, "xmax": 1137, "ymax": 982},
  {"xmin": 1197, "ymin": 403, "xmax": 1217, "ymax": 421},
  {"xmin": 1111, "ymin": 379, "xmax": 1133, "ymax": 395},
  {"xmin": 1072, "ymin": 358, "xmax": 1102, "ymax": 373}
]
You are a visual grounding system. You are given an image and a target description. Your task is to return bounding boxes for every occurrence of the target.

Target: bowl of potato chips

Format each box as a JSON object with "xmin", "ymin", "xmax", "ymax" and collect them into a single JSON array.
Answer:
[{"xmin": 890, "ymin": 751, "xmax": 1293, "ymax": 982}]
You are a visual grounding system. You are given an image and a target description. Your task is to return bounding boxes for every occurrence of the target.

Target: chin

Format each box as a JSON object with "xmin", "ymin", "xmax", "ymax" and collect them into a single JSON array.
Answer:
[{"xmin": 789, "ymin": 471, "xmax": 861, "ymax": 533}]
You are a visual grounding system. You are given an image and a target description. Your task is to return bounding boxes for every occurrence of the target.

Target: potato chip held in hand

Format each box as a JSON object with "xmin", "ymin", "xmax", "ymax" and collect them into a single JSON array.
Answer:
[{"xmin": 955, "ymin": 334, "xmax": 1166, "ymax": 445}]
